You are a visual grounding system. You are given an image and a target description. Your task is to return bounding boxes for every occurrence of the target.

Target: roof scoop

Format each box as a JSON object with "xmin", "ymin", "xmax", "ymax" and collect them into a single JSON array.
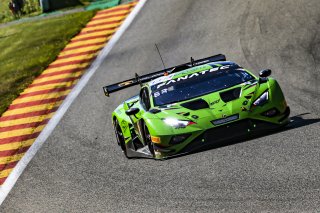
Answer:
[
  {"xmin": 181, "ymin": 99, "xmax": 209, "ymax": 110},
  {"xmin": 220, "ymin": 87, "xmax": 241, "ymax": 103}
]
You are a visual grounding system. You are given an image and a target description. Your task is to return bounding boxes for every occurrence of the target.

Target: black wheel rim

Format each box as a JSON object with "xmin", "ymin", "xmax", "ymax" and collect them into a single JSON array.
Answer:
[
  {"xmin": 144, "ymin": 125, "xmax": 155, "ymax": 156},
  {"xmin": 114, "ymin": 120, "xmax": 126, "ymax": 152}
]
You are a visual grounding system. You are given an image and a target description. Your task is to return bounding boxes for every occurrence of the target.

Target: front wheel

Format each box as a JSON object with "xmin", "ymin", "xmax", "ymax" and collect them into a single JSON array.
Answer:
[
  {"xmin": 113, "ymin": 119, "xmax": 129, "ymax": 158},
  {"xmin": 143, "ymin": 123, "xmax": 155, "ymax": 157}
]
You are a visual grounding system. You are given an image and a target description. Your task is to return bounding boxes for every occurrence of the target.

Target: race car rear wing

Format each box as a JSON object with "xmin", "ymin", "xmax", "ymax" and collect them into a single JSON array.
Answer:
[{"xmin": 103, "ymin": 54, "xmax": 226, "ymax": 96}]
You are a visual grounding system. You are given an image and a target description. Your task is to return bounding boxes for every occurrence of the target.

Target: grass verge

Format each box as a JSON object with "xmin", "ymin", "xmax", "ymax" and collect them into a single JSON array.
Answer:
[{"xmin": 0, "ymin": 10, "xmax": 95, "ymax": 116}]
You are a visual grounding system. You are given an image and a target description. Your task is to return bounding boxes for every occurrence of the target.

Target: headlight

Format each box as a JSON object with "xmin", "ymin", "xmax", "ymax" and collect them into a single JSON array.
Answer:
[
  {"xmin": 253, "ymin": 91, "xmax": 269, "ymax": 106},
  {"xmin": 163, "ymin": 118, "xmax": 195, "ymax": 128}
]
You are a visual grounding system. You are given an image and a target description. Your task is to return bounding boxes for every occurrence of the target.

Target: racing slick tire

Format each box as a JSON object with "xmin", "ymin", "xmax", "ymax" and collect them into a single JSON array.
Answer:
[
  {"xmin": 142, "ymin": 123, "xmax": 155, "ymax": 157},
  {"xmin": 113, "ymin": 119, "xmax": 129, "ymax": 158}
]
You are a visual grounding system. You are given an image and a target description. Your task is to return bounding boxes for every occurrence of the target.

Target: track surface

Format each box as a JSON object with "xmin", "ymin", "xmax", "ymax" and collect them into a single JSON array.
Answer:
[{"xmin": 3, "ymin": 0, "xmax": 320, "ymax": 212}]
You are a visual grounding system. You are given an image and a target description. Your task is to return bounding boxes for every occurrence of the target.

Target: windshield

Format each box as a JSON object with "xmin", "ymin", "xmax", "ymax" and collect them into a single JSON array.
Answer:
[{"xmin": 151, "ymin": 67, "xmax": 254, "ymax": 106}]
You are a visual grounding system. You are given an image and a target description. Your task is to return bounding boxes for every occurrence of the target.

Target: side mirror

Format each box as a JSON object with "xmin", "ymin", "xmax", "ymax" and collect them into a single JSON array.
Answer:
[
  {"xmin": 259, "ymin": 69, "xmax": 272, "ymax": 78},
  {"xmin": 125, "ymin": 108, "xmax": 140, "ymax": 116}
]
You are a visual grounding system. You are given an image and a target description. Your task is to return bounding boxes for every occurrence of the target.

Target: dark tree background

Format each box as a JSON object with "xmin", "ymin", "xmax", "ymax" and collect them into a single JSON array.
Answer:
[
  {"xmin": 49, "ymin": 0, "xmax": 81, "ymax": 10},
  {"xmin": 41, "ymin": 0, "xmax": 82, "ymax": 11}
]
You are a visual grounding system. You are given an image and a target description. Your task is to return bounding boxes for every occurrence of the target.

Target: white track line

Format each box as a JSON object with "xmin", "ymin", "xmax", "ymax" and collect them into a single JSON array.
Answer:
[{"xmin": 0, "ymin": 0, "xmax": 147, "ymax": 205}]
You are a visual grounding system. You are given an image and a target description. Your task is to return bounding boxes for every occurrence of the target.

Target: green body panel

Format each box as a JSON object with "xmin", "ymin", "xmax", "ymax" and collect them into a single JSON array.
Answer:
[{"xmin": 111, "ymin": 62, "xmax": 289, "ymax": 159}]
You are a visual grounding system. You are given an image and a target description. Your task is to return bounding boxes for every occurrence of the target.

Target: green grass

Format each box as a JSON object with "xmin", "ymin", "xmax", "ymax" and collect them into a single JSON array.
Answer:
[{"xmin": 0, "ymin": 10, "xmax": 95, "ymax": 116}]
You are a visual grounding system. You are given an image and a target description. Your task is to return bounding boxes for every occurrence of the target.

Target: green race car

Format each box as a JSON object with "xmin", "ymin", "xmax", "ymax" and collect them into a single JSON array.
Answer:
[{"xmin": 103, "ymin": 54, "xmax": 290, "ymax": 159}]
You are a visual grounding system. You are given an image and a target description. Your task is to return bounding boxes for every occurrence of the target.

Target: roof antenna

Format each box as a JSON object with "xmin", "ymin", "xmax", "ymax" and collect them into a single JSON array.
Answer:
[{"xmin": 155, "ymin": 44, "xmax": 166, "ymax": 70}]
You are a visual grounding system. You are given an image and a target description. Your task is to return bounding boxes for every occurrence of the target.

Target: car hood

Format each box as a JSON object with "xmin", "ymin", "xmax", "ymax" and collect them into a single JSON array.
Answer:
[{"xmin": 151, "ymin": 80, "xmax": 261, "ymax": 123}]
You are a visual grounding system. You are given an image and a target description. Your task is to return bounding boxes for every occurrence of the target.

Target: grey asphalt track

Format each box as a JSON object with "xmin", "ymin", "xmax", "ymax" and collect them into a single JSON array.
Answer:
[{"xmin": 2, "ymin": 0, "xmax": 320, "ymax": 212}]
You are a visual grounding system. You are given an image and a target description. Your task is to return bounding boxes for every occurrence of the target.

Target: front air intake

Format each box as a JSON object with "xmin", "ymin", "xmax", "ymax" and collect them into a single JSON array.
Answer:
[
  {"xmin": 181, "ymin": 99, "xmax": 209, "ymax": 110},
  {"xmin": 220, "ymin": 87, "xmax": 241, "ymax": 103}
]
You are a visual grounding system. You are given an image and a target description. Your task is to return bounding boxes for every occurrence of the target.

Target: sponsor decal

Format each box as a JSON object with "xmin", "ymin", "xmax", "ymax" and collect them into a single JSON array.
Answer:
[
  {"xmin": 241, "ymin": 107, "xmax": 247, "ymax": 111},
  {"xmin": 119, "ymin": 80, "xmax": 134, "ymax": 87},
  {"xmin": 154, "ymin": 65, "xmax": 231, "ymax": 89},
  {"xmin": 177, "ymin": 112, "xmax": 190, "ymax": 116},
  {"xmin": 121, "ymin": 120, "xmax": 128, "ymax": 131},
  {"xmin": 211, "ymin": 114, "xmax": 239, "ymax": 126},
  {"xmin": 153, "ymin": 86, "xmax": 174, "ymax": 98}
]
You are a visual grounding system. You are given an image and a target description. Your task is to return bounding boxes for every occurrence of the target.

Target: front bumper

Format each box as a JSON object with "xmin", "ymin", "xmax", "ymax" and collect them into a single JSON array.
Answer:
[{"xmin": 154, "ymin": 107, "xmax": 290, "ymax": 159}]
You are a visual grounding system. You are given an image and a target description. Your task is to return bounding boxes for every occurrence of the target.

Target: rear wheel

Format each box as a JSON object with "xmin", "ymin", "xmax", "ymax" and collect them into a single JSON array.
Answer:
[
  {"xmin": 143, "ymin": 123, "xmax": 155, "ymax": 157},
  {"xmin": 113, "ymin": 119, "xmax": 129, "ymax": 158}
]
